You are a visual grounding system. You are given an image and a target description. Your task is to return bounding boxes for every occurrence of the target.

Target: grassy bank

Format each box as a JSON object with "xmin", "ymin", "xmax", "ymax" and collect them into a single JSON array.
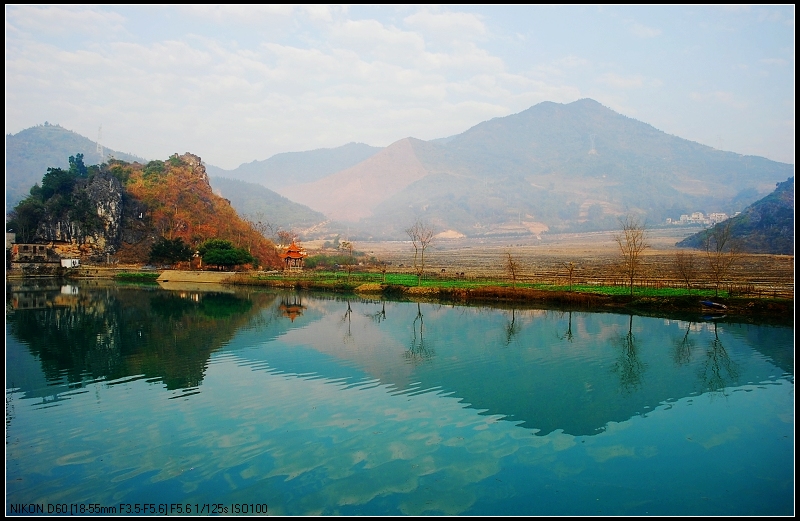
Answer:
[
  {"xmin": 114, "ymin": 271, "xmax": 161, "ymax": 282},
  {"xmin": 227, "ymin": 271, "xmax": 794, "ymax": 320}
]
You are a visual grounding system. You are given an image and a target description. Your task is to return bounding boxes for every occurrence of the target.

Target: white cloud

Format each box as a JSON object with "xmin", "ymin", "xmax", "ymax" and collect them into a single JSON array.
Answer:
[
  {"xmin": 7, "ymin": 5, "xmax": 127, "ymax": 36},
  {"xmin": 179, "ymin": 4, "xmax": 295, "ymax": 23},
  {"xmin": 596, "ymin": 73, "xmax": 645, "ymax": 89},
  {"xmin": 689, "ymin": 91, "xmax": 748, "ymax": 109},
  {"xmin": 4, "ymin": 6, "xmax": 794, "ymax": 167},
  {"xmin": 629, "ymin": 22, "xmax": 661, "ymax": 38},
  {"xmin": 403, "ymin": 9, "xmax": 487, "ymax": 41}
]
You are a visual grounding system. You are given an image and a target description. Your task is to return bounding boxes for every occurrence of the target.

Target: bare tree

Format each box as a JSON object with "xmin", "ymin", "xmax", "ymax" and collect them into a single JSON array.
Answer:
[
  {"xmin": 673, "ymin": 250, "xmax": 698, "ymax": 290},
  {"xmin": 243, "ymin": 212, "xmax": 276, "ymax": 241},
  {"xmin": 405, "ymin": 220, "xmax": 435, "ymax": 286},
  {"xmin": 614, "ymin": 215, "xmax": 650, "ymax": 297},
  {"xmin": 504, "ymin": 251, "xmax": 520, "ymax": 288},
  {"xmin": 276, "ymin": 229, "xmax": 294, "ymax": 248},
  {"xmin": 564, "ymin": 261, "xmax": 576, "ymax": 292},
  {"xmin": 340, "ymin": 240, "xmax": 354, "ymax": 282},
  {"xmin": 704, "ymin": 221, "xmax": 742, "ymax": 297}
]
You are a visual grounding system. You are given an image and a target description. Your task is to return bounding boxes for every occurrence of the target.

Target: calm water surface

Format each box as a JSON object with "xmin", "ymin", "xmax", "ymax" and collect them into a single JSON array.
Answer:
[{"xmin": 5, "ymin": 281, "xmax": 794, "ymax": 515}]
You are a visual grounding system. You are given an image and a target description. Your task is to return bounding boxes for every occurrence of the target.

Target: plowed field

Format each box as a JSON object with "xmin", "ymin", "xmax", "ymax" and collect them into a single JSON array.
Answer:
[{"xmin": 356, "ymin": 229, "xmax": 794, "ymax": 299}]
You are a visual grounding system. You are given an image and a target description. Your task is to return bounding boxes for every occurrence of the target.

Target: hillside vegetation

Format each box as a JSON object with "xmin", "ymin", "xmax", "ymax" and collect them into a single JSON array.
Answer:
[
  {"xmin": 209, "ymin": 176, "xmax": 327, "ymax": 234},
  {"xmin": 6, "ymin": 123, "xmax": 146, "ymax": 211},
  {"xmin": 677, "ymin": 177, "xmax": 794, "ymax": 255},
  {"xmin": 7, "ymin": 152, "xmax": 281, "ymax": 268}
]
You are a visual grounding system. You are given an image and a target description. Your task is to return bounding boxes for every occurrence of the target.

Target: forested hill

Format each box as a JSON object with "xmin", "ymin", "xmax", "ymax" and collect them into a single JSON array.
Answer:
[
  {"xmin": 6, "ymin": 153, "xmax": 282, "ymax": 268},
  {"xmin": 6, "ymin": 123, "xmax": 147, "ymax": 211},
  {"xmin": 676, "ymin": 177, "xmax": 795, "ymax": 255}
]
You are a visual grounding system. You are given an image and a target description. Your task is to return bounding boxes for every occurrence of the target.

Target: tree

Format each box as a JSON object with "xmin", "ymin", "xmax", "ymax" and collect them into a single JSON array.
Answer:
[
  {"xmin": 504, "ymin": 252, "xmax": 520, "ymax": 288},
  {"xmin": 68, "ymin": 153, "xmax": 88, "ymax": 178},
  {"xmin": 198, "ymin": 239, "xmax": 255, "ymax": 270},
  {"xmin": 704, "ymin": 221, "xmax": 742, "ymax": 297},
  {"xmin": 340, "ymin": 240, "xmax": 354, "ymax": 282},
  {"xmin": 7, "ymin": 195, "xmax": 45, "ymax": 243},
  {"xmin": 673, "ymin": 250, "xmax": 698, "ymax": 290},
  {"xmin": 149, "ymin": 237, "xmax": 193, "ymax": 266},
  {"xmin": 564, "ymin": 261, "xmax": 576, "ymax": 292},
  {"xmin": 614, "ymin": 215, "xmax": 650, "ymax": 297},
  {"xmin": 276, "ymin": 229, "xmax": 294, "ymax": 248},
  {"xmin": 405, "ymin": 219, "xmax": 435, "ymax": 286},
  {"xmin": 243, "ymin": 212, "xmax": 275, "ymax": 241}
]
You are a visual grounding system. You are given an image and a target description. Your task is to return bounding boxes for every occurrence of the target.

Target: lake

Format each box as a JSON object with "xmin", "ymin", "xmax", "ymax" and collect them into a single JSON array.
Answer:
[{"xmin": 5, "ymin": 281, "xmax": 794, "ymax": 515}]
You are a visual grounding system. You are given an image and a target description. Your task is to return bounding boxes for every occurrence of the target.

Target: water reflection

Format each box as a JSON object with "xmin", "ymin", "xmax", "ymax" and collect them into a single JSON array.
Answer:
[
  {"xmin": 701, "ymin": 322, "xmax": 740, "ymax": 393},
  {"xmin": 405, "ymin": 303, "xmax": 434, "ymax": 364},
  {"xmin": 557, "ymin": 310, "xmax": 574, "ymax": 343},
  {"xmin": 5, "ymin": 284, "xmax": 794, "ymax": 515},
  {"xmin": 503, "ymin": 308, "xmax": 522, "ymax": 346},
  {"xmin": 279, "ymin": 293, "xmax": 306, "ymax": 322},
  {"xmin": 612, "ymin": 314, "xmax": 646, "ymax": 394},
  {"xmin": 6, "ymin": 282, "xmax": 274, "ymax": 392},
  {"xmin": 6, "ymin": 284, "xmax": 793, "ymax": 435}
]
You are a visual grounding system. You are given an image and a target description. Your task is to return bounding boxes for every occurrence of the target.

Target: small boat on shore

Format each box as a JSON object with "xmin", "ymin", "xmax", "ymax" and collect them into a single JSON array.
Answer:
[{"xmin": 700, "ymin": 300, "xmax": 728, "ymax": 311}]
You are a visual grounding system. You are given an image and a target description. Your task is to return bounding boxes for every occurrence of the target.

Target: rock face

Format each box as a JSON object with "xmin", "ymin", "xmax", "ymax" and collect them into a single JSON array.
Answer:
[
  {"xmin": 174, "ymin": 152, "xmax": 209, "ymax": 184},
  {"xmin": 36, "ymin": 171, "xmax": 132, "ymax": 261}
]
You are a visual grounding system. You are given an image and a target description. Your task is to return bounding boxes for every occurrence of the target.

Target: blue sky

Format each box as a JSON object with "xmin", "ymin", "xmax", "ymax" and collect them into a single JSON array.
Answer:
[{"xmin": 5, "ymin": 5, "xmax": 794, "ymax": 169}]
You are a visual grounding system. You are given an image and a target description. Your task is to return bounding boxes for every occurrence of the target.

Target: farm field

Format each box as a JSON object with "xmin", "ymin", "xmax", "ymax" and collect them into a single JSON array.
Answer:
[{"xmin": 345, "ymin": 228, "xmax": 794, "ymax": 299}]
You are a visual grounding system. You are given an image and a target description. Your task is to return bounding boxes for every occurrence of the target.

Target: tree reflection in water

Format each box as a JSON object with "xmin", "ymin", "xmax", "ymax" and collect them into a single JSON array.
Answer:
[
  {"xmin": 701, "ymin": 322, "xmax": 740, "ymax": 393},
  {"xmin": 557, "ymin": 311, "xmax": 574, "ymax": 343},
  {"xmin": 367, "ymin": 301, "xmax": 387, "ymax": 324},
  {"xmin": 672, "ymin": 322, "xmax": 695, "ymax": 365},
  {"xmin": 341, "ymin": 300, "xmax": 354, "ymax": 342},
  {"xmin": 503, "ymin": 308, "xmax": 521, "ymax": 347},
  {"xmin": 405, "ymin": 303, "xmax": 434, "ymax": 364},
  {"xmin": 613, "ymin": 314, "xmax": 646, "ymax": 393}
]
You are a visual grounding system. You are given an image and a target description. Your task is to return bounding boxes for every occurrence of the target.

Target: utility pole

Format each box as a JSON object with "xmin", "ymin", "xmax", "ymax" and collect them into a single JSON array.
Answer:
[{"xmin": 97, "ymin": 125, "xmax": 104, "ymax": 162}]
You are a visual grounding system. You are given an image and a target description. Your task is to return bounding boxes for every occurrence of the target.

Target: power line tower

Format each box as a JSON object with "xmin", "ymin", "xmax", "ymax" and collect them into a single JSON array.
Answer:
[{"xmin": 96, "ymin": 125, "xmax": 105, "ymax": 162}]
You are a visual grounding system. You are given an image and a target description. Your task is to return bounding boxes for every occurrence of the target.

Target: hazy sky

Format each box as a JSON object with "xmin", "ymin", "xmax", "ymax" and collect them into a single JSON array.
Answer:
[{"xmin": 5, "ymin": 5, "xmax": 795, "ymax": 169}]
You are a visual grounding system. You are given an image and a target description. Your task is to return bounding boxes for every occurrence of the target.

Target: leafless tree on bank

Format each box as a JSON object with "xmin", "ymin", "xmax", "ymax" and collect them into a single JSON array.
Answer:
[
  {"xmin": 405, "ymin": 220, "xmax": 435, "ymax": 286},
  {"xmin": 704, "ymin": 221, "xmax": 742, "ymax": 297},
  {"xmin": 276, "ymin": 229, "xmax": 294, "ymax": 248},
  {"xmin": 505, "ymin": 252, "xmax": 520, "ymax": 288},
  {"xmin": 614, "ymin": 215, "xmax": 650, "ymax": 297},
  {"xmin": 673, "ymin": 250, "xmax": 698, "ymax": 290},
  {"xmin": 340, "ymin": 240, "xmax": 354, "ymax": 282},
  {"xmin": 564, "ymin": 261, "xmax": 577, "ymax": 291}
]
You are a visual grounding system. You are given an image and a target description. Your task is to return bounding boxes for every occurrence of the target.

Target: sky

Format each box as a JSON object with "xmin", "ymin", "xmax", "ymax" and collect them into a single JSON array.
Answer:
[{"xmin": 5, "ymin": 5, "xmax": 795, "ymax": 170}]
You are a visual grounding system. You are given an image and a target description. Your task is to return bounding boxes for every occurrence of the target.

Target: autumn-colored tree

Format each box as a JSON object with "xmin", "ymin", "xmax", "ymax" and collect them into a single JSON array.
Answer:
[{"xmin": 125, "ymin": 154, "xmax": 281, "ymax": 269}]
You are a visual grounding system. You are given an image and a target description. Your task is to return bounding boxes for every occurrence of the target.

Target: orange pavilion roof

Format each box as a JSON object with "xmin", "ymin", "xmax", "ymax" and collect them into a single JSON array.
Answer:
[{"xmin": 279, "ymin": 240, "xmax": 307, "ymax": 260}]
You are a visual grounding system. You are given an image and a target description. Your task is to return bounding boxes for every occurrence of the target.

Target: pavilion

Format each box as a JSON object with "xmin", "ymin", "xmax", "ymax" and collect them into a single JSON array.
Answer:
[{"xmin": 279, "ymin": 240, "xmax": 307, "ymax": 270}]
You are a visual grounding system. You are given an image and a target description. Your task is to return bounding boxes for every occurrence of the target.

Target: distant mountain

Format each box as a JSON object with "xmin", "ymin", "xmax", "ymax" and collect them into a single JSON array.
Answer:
[
  {"xmin": 205, "ymin": 142, "xmax": 382, "ymax": 190},
  {"xmin": 279, "ymin": 138, "xmax": 429, "ymax": 222},
  {"xmin": 5, "ymin": 123, "xmax": 147, "ymax": 211},
  {"xmin": 7, "ymin": 102, "xmax": 793, "ymax": 241},
  {"xmin": 209, "ymin": 176, "xmax": 328, "ymax": 234},
  {"xmin": 676, "ymin": 177, "xmax": 794, "ymax": 255},
  {"xmin": 277, "ymin": 99, "xmax": 793, "ymax": 239}
]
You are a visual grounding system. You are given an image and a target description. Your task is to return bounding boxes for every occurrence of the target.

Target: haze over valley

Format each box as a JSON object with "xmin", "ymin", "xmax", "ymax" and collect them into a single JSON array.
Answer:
[
  {"xmin": 5, "ymin": 6, "xmax": 794, "ymax": 243},
  {"xmin": 7, "ymin": 99, "xmax": 793, "ymax": 241}
]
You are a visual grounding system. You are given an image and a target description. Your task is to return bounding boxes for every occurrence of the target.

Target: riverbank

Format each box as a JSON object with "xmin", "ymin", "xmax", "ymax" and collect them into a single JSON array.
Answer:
[
  {"xmin": 223, "ymin": 273, "xmax": 793, "ymax": 322},
  {"xmin": 9, "ymin": 266, "xmax": 793, "ymax": 322}
]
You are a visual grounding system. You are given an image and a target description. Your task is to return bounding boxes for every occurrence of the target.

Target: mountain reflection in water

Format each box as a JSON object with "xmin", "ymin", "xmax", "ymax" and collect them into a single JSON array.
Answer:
[{"xmin": 5, "ymin": 283, "xmax": 794, "ymax": 515}]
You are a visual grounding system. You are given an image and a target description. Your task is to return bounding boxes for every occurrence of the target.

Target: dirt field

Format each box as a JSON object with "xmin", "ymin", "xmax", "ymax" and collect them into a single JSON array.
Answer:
[{"xmin": 348, "ymin": 228, "xmax": 794, "ymax": 299}]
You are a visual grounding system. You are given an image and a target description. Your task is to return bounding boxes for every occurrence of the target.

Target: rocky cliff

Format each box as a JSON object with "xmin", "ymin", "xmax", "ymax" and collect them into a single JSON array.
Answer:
[{"xmin": 9, "ymin": 152, "xmax": 281, "ymax": 267}]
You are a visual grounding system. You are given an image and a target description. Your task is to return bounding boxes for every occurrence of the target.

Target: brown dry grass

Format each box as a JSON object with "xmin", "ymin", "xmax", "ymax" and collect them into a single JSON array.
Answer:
[{"xmin": 354, "ymin": 229, "xmax": 794, "ymax": 299}]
